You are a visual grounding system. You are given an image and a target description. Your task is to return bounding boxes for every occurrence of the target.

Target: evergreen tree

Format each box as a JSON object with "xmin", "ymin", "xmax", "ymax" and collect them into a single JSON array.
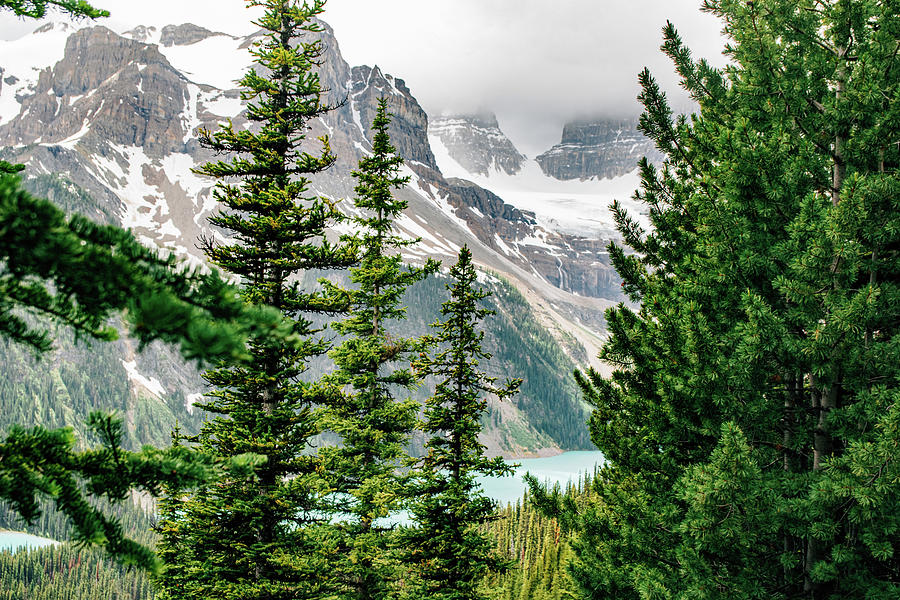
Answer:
[
  {"xmin": 0, "ymin": 0, "xmax": 290, "ymax": 570},
  {"xmin": 0, "ymin": 173, "xmax": 286, "ymax": 361},
  {"xmin": 0, "ymin": 412, "xmax": 225, "ymax": 572},
  {"xmin": 0, "ymin": 0, "xmax": 107, "ymax": 19},
  {"xmin": 321, "ymin": 99, "xmax": 437, "ymax": 600},
  {"xmin": 404, "ymin": 246, "xmax": 520, "ymax": 600},
  {"xmin": 154, "ymin": 1, "xmax": 354, "ymax": 599},
  {"xmin": 531, "ymin": 1, "xmax": 900, "ymax": 598}
]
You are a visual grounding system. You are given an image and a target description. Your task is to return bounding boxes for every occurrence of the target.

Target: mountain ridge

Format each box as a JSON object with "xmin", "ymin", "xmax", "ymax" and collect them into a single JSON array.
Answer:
[
  {"xmin": 536, "ymin": 116, "xmax": 663, "ymax": 181},
  {"xmin": 0, "ymin": 19, "xmax": 611, "ymax": 456}
]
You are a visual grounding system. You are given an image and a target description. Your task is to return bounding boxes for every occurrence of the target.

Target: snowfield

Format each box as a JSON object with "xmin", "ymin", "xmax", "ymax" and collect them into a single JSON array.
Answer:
[{"xmin": 428, "ymin": 131, "xmax": 649, "ymax": 239}]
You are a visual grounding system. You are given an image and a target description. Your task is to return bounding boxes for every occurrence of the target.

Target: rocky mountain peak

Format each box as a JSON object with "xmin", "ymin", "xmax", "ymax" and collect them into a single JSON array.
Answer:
[
  {"xmin": 536, "ymin": 116, "xmax": 663, "ymax": 181},
  {"xmin": 560, "ymin": 118, "xmax": 637, "ymax": 145},
  {"xmin": 429, "ymin": 112, "xmax": 525, "ymax": 177},
  {"xmin": 160, "ymin": 24, "xmax": 229, "ymax": 47},
  {"xmin": 32, "ymin": 21, "xmax": 81, "ymax": 36},
  {"xmin": 0, "ymin": 26, "xmax": 193, "ymax": 157},
  {"xmin": 53, "ymin": 27, "xmax": 170, "ymax": 95},
  {"xmin": 121, "ymin": 25, "xmax": 158, "ymax": 43},
  {"xmin": 350, "ymin": 64, "xmax": 437, "ymax": 171}
]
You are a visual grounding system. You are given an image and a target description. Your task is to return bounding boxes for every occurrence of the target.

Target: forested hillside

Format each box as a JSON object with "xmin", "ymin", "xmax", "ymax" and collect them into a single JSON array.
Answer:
[{"xmin": 0, "ymin": 545, "xmax": 154, "ymax": 600}]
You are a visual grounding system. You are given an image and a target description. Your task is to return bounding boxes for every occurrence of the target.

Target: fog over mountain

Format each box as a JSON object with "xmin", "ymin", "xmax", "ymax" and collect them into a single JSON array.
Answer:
[{"xmin": 0, "ymin": 0, "xmax": 728, "ymax": 155}]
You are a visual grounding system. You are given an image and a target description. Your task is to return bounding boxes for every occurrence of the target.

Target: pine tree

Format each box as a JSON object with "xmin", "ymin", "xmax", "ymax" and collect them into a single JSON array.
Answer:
[
  {"xmin": 0, "ymin": 0, "xmax": 289, "ymax": 570},
  {"xmin": 404, "ymin": 246, "xmax": 520, "ymax": 600},
  {"xmin": 154, "ymin": 1, "xmax": 354, "ymax": 599},
  {"xmin": 0, "ymin": 172, "xmax": 285, "ymax": 361},
  {"xmin": 0, "ymin": 0, "xmax": 108, "ymax": 19},
  {"xmin": 530, "ymin": 1, "xmax": 900, "ymax": 598},
  {"xmin": 0, "ymin": 412, "xmax": 224, "ymax": 572},
  {"xmin": 320, "ymin": 99, "xmax": 437, "ymax": 600}
]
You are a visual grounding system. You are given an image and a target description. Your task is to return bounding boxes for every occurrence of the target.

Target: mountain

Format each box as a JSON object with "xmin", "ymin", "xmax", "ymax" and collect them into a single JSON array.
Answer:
[
  {"xmin": 0, "ymin": 20, "xmax": 614, "ymax": 456},
  {"xmin": 428, "ymin": 113, "xmax": 525, "ymax": 176},
  {"xmin": 535, "ymin": 117, "xmax": 663, "ymax": 181},
  {"xmin": 426, "ymin": 115, "xmax": 652, "ymax": 295}
]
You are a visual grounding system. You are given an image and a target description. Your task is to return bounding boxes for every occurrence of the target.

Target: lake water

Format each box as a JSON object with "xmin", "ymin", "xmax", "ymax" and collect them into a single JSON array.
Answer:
[
  {"xmin": 0, "ymin": 451, "xmax": 605, "ymax": 552},
  {"xmin": 478, "ymin": 450, "xmax": 605, "ymax": 507},
  {"xmin": 0, "ymin": 531, "xmax": 58, "ymax": 553}
]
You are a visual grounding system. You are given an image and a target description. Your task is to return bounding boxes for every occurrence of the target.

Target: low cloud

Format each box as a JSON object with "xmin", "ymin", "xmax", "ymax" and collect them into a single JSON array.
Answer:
[{"xmin": 325, "ymin": 0, "xmax": 728, "ymax": 154}]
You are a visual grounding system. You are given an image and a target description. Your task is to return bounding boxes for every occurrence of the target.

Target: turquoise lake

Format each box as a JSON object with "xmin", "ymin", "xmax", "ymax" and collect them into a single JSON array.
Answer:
[
  {"xmin": 478, "ymin": 450, "xmax": 605, "ymax": 507},
  {"xmin": 0, "ymin": 531, "xmax": 57, "ymax": 553},
  {"xmin": 0, "ymin": 450, "xmax": 605, "ymax": 553}
]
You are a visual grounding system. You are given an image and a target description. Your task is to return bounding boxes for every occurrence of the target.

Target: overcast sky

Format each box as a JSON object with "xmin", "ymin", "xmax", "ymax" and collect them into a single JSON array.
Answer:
[{"xmin": 0, "ymin": 1, "xmax": 728, "ymax": 154}]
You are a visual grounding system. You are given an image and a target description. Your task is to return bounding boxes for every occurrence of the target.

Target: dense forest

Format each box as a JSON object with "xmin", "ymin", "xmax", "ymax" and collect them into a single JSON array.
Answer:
[
  {"xmin": 0, "ymin": 545, "xmax": 155, "ymax": 600},
  {"xmin": 1, "ymin": 481, "xmax": 593, "ymax": 600},
  {"xmin": 481, "ymin": 485, "xmax": 587, "ymax": 600}
]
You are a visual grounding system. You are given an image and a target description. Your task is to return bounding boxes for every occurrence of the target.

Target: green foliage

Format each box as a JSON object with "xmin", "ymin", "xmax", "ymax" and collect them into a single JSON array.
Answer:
[
  {"xmin": 0, "ymin": 172, "xmax": 288, "ymax": 363},
  {"xmin": 321, "ymin": 99, "xmax": 437, "ymax": 600},
  {"xmin": 2, "ymin": 490, "xmax": 157, "ymax": 546},
  {"xmin": 482, "ymin": 487, "xmax": 582, "ymax": 600},
  {"xmin": 531, "ymin": 1, "xmax": 900, "ymax": 599},
  {"xmin": 403, "ymin": 246, "xmax": 519, "ymax": 600},
  {"xmin": 0, "ymin": 544, "xmax": 154, "ymax": 600},
  {"xmin": 0, "ymin": 0, "xmax": 107, "ymax": 19},
  {"xmin": 154, "ymin": 2, "xmax": 355, "ymax": 599},
  {"xmin": 0, "ymin": 412, "xmax": 218, "ymax": 572}
]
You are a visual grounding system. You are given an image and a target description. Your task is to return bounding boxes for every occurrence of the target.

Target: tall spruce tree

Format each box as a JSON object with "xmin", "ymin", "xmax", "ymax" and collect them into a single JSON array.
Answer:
[
  {"xmin": 154, "ymin": 1, "xmax": 354, "ymax": 599},
  {"xmin": 530, "ymin": 1, "xmax": 900, "ymax": 598},
  {"xmin": 320, "ymin": 99, "xmax": 437, "ymax": 600},
  {"xmin": 0, "ymin": 0, "xmax": 293, "ymax": 571},
  {"xmin": 405, "ymin": 246, "xmax": 520, "ymax": 600}
]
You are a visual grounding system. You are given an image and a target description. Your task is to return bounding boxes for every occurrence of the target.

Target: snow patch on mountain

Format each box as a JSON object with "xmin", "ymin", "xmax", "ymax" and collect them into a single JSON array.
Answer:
[
  {"xmin": 198, "ymin": 90, "xmax": 244, "ymax": 119},
  {"xmin": 429, "ymin": 131, "xmax": 646, "ymax": 238},
  {"xmin": 181, "ymin": 84, "xmax": 202, "ymax": 143},
  {"xmin": 122, "ymin": 359, "xmax": 166, "ymax": 399}
]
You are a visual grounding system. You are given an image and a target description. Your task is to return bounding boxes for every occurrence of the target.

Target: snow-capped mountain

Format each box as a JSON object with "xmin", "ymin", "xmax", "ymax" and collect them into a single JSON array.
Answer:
[
  {"xmin": 1, "ymin": 20, "xmax": 629, "ymax": 313},
  {"xmin": 0, "ymin": 20, "xmax": 633, "ymax": 379},
  {"xmin": 428, "ymin": 113, "xmax": 525, "ymax": 177},
  {"xmin": 427, "ymin": 113, "xmax": 653, "ymax": 243},
  {"xmin": 536, "ymin": 117, "xmax": 663, "ymax": 181}
]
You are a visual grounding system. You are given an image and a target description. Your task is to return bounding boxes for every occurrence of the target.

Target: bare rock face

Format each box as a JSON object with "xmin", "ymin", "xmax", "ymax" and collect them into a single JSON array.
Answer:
[
  {"xmin": 429, "ymin": 113, "xmax": 525, "ymax": 176},
  {"xmin": 536, "ymin": 117, "xmax": 663, "ymax": 180},
  {"xmin": 0, "ymin": 27, "xmax": 192, "ymax": 158},
  {"xmin": 350, "ymin": 65, "xmax": 438, "ymax": 170},
  {"xmin": 443, "ymin": 178, "xmax": 622, "ymax": 299},
  {"xmin": 160, "ymin": 24, "xmax": 226, "ymax": 46}
]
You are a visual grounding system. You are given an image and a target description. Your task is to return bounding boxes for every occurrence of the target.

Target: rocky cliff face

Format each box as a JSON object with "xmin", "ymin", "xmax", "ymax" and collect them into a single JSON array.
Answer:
[
  {"xmin": 349, "ymin": 65, "xmax": 438, "ymax": 171},
  {"xmin": 433, "ymin": 177, "xmax": 621, "ymax": 300},
  {"xmin": 1, "ymin": 27, "xmax": 193, "ymax": 157},
  {"xmin": 536, "ymin": 117, "xmax": 663, "ymax": 180},
  {"xmin": 428, "ymin": 113, "xmax": 525, "ymax": 176}
]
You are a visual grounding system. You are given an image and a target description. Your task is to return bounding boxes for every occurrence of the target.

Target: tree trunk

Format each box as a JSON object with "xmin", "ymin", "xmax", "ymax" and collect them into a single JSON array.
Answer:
[{"xmin": 806, "ymin": 38, "xmax": 847, "ymax": 597}]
